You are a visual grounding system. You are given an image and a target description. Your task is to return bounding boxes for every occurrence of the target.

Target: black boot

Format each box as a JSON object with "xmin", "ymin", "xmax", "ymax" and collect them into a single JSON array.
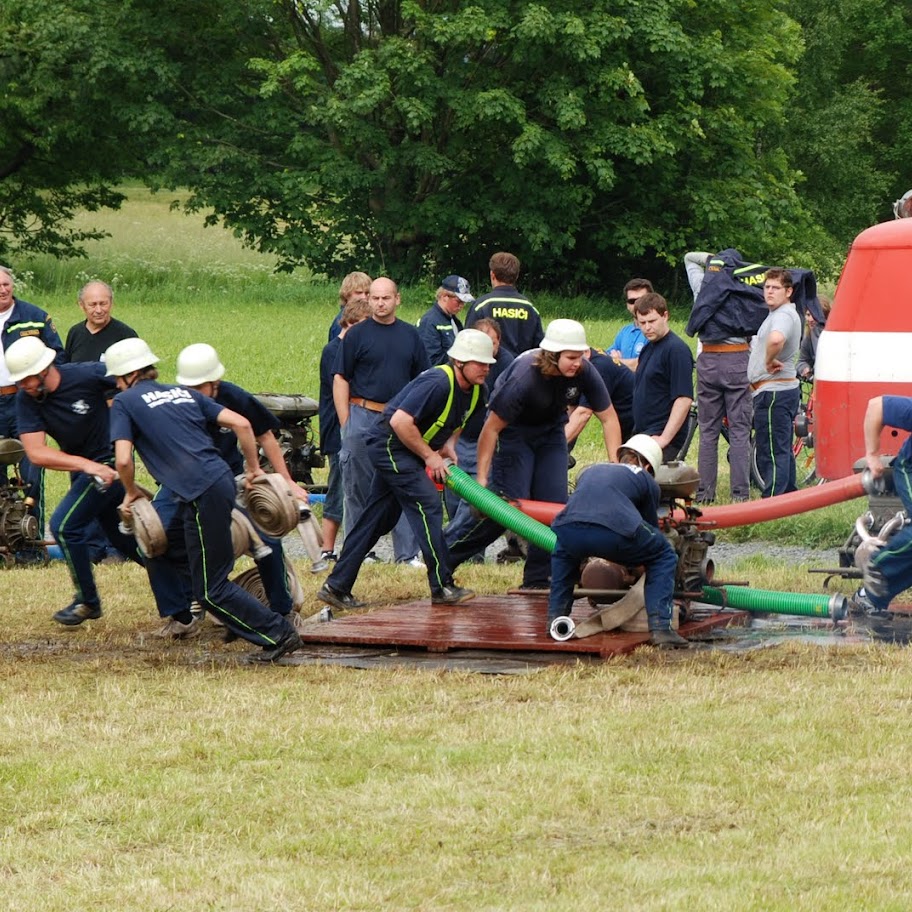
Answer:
[{"xmin": 650, "ymin": 628, "xmax": 690, "ymax": 649}]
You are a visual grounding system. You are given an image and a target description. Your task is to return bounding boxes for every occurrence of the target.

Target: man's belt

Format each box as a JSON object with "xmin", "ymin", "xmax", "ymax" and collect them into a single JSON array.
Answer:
[
  {"xmin": 702, "ymin": 342, "xmax": 749, "ymax": 354},
  {"xmin": 350, "ymin": 397, "xmax": 387, "ymax": 413},
  {"xmin": 0, "ymin": 385, "xmax": 17, "ymax": 396},
  {"xmin": 750, "ymin": 378, "xmax": 796, "ymax": 391}
]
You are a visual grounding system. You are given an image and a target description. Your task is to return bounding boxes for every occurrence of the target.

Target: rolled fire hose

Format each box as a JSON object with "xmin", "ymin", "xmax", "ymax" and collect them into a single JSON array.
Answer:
[
  {"xmin": 128, "ymin": 498, "xmax": 168, "ymax": 558},
  {"xmin": 232, "ymin": 556, "xmax": 306, "ymax": 610},
  {"xmin": 700, "ymin": 585, "xmax": 848, "ymax": 621},
  {"xmin": 443, "ymin": 465, "xmax": 557, "ymax": 553},
  {"xmin": 230, "ymin": 510, "xmax": 273, "ymax": 560},
  {"xmin": 244, "ymin": 473, "xmax": 303, "ymax": 537}
]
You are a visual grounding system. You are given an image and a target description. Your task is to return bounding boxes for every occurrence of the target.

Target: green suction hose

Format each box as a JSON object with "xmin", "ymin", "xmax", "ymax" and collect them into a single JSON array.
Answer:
[
  {"xmin": 445, "ymin": 465, "xmax": 557, "ymax": 553},
  {"xmin": 701, "ymin": 585, "xmax": 847, "ymax": 621}
]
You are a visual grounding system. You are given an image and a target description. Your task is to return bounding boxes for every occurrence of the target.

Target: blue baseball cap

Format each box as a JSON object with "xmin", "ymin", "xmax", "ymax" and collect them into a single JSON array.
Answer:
[{"xmin": 441, "ymin": 275, "xmax": 474, "ymax": 303}]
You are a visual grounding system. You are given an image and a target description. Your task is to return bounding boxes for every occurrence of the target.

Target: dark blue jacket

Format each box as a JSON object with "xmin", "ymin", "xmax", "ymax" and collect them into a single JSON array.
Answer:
[
  {"xmin": 685, "ymin": 249, "xmax": 822, "ymax": 341},
  {"xmin": 2, "ymin": 298, "xmax": 65, "ymax": 363}
]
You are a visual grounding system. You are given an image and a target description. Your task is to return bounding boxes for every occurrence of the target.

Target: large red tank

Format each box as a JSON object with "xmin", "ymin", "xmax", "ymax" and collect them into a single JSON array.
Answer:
[{"xmin": 815, "ymin": 218, "xmax": 912, "ymax": 478}]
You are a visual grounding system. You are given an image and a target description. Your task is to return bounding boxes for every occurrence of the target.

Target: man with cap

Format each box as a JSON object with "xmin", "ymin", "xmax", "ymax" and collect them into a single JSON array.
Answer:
[
  {"xmin": 447, "ymin": 319, "xmax": 622, "ymax": 590},
  {"xmin": 0, "ymin": 265, "xmax": 64, "ymax": 541},
  {"xmin": 106, "ymin": 337, "xmax": 301, "ymax": 662},
  {"xmin": 547, "ymin": 435, "xmax": 689, "ymax": 648},
  {"xmin": 5, "ymin": 336, "xmax": 142, "ymax": 626},
  {"xmin": 417, "ymin": 275, "xmax": 474, "ymax": 366},
  {"xmin": 317, "ymin": 328, "xmax": 496, "ymax": 611}
]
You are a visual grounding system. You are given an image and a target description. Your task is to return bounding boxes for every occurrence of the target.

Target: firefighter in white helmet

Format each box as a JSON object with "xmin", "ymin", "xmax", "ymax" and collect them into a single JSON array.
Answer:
[
  {"xmin": 5, "ymin": 336, "xmax": 142, "ymax": 625},
  {"xmin": 547, "ymin": 435, "xmax": 689, "ymax": 648}
]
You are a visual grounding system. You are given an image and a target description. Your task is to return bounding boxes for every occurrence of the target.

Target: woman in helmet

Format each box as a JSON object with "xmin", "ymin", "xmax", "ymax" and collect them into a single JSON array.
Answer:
[
  {"xmin": 446, "ymin": 318, "xmax": 622, "ymax": 590},
  {"xmin": 548, "ymin": 435, "xmax": 689, "ymax": 648}
]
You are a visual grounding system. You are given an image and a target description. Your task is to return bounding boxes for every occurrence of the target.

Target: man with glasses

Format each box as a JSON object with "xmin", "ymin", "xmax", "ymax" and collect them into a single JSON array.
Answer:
[
  {"xmin": 748, "ymin": 268, "xmax": 802, "ymax": 497},
  {"xmin": 608, "ymin": 278, "xmax": 652, "ymax": 371}
]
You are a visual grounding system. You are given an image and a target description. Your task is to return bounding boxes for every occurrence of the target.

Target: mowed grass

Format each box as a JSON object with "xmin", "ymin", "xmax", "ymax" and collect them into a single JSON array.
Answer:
[{"xmin": 1, "ymin": 188, "xmax": 906, "ymax": 910}]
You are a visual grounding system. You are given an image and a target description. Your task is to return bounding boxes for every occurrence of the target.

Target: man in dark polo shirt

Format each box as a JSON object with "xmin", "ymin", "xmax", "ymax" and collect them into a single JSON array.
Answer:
[
  {"xmin": 333, "ymin": 276, "xmax": 429, "ymax": 563},
  {"xmin": 64, "ymin": 280, "xmax": 137, "ymax": 364},
  {"xmin": 631, "ymin": 293, "xmax": 694, "ymax": 463}
]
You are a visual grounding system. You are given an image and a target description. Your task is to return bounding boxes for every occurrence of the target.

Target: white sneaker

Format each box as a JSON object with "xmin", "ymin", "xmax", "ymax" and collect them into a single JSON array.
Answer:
[
  {"xmin": 154, "ymin": 615, "xmax": 202, "ymax": 639},
  {"xmin": 401, "ymin": 556, "xmax": 426, "ymax": 569}
]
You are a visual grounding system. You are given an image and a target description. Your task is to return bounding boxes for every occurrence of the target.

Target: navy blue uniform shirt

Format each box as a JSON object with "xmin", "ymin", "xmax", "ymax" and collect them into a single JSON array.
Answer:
[
  {"xmin": 552, "ymin": 462, "xmax": 660, "ymax": 537},
  {"xmin": 206, "ymin": 380, "xmax": 280, "ymax": 476},
  {"xmin": 417, "ymin": 301, "xmax": 463, "ymax": 367},
  {"xmin": 110, "ymin": 380, "xmax": 231, "ymax": 501},
  {"xmin": 333, "ymin": 318, "xmax": 429, "ymax": 402},
  {"xmin": 464, "ymin": 286, "xmax": 544, "ymax": 354},
  {"xmin": 16, "ymin": 362, "xmax": 116, "ymax": 461},
  {"xmin": 319, "ymin": 335, "xmax": 343, "ymax": 455},
  {"xmin": 583, "ymin": 348, "xmax": 635, "ymax": 435},
  {"xmin": 374, "ymin": 366, "xmax": 483, "ymax": 455},
  {"xmin": 489, "ymin": 351, "xmax": 610, "ymax": 427},
  {"xmin": 632, "ymin": 332, "xmax": 694, "ymax": 449}
]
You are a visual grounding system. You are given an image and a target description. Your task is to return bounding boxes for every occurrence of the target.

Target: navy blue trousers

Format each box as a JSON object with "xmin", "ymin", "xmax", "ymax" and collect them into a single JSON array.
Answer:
[
  {"xmin": 548, "ymin": 521, "xmax": 677, "ymax": 629},
  {"xmin": 868, "ymin": 454, "xmax": 912, "ymax": 611},
  {"xmin": 51, "ymin": 472, "xmax": 142, "ymax": 607},
  {"xmin": 327, "ymin": 449, "xmax": 453, "ymax": 596},
  {"xmin": 181, "ymin": 470, "xmax": 292, "ymax": 646},
  {"xmin": 753, "ymin": 387, "xmax": 799, "ymax": 498},
  {"xmin": 447, "ymin": 423, "xmax": 568, "ymax": 587}
]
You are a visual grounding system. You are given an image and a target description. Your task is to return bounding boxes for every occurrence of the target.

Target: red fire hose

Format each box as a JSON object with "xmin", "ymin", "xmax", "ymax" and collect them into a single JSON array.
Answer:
[{"xmin": 516, "ymin": 472, "xmax": 867, "ymax": 530}]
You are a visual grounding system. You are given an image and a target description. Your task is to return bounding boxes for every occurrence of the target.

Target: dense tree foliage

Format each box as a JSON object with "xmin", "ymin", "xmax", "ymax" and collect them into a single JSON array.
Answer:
[{"xmin": 3, "ymin": 0, "xmax": 911, "ymax": 287}]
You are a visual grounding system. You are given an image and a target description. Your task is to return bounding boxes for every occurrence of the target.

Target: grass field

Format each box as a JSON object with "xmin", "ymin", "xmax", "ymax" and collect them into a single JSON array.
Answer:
[{"xmin": 2, "ymin": 190, "xmax": 908, "ymax": 910}]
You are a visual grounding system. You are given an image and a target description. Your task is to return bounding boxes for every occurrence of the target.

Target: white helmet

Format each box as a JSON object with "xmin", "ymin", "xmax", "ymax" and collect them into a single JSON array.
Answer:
[
  {"xmin": 5, "ymin": 337, "xmax": 56, "ymax": 382},
  {"xmin": 894, "ymin": 189, "xmax": 912, "ymax": 219},
  {"xmin": 447, "ymin": 329, "xmax": 496, "ymax": 364},
  {"xmin": 540, "ymin": 319, "xmax": 588, "ymax": 353},
  {"xmin": 104, "ymin": 338, "xmax": 159, "ymax": 377},
  {"xmin": 618, "ymin": 434, "xmax": 663, "ymax": 474},
  {"xmin": 176, "ymin": 343, "xmax": 226, "ymax": 386}
]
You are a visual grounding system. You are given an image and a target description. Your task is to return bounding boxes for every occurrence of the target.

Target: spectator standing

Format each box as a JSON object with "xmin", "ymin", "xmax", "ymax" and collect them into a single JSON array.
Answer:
[
  {"xmin": 464, "ymin": 252, "xmax": 543, "ymax": 354},
  {"xmin": 0, "ymin": 265, "xmax": 64, "ymax": 541},
  {"xmin": 683, "ymin": 250, "xmax": 752, "ymax": 503},
  {"xmin": 632, "ymin": 294, "xmax": 695, "ymax": 462},
  {"xmin": 747, "ymin": 268, "xmax": 802, "ymax": 497},
  {"xmin": 796, "ymin": 294, "xmax": 832, "ymax": 379},
  {"xmin": 316, "ymin": 296, "xmax": 370, "ymax": 568},
  {"xmin": 608, "ymin": 278, "xmax": 653, "ymax": 371},
  {"xmin": 333, "ymin": 276, "xmax": 429, "ymax": 565},
  {"xmin": 328, "ymin": 271, "xmax": 371, "ymax": 342},
  {"xmin": 64, "ymin": 280, "xmax": 137, "ymax": 364},
  {"xmin": 417, "ymin": 275, "xmax": 474, "ymax": 366}
]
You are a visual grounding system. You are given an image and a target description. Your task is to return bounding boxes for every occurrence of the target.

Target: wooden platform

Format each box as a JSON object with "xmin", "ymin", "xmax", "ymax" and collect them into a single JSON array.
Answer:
[{"xmin": 298, "ymin": 593, "xmax": 748, "ymax": 658}]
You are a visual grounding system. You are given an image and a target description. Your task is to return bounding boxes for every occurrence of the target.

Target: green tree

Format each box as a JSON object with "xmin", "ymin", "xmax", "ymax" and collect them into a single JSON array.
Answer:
[
  {"xmin": 780, "ymin": 0, "xmax": 904, "ymax": 258},
  {"xmin": 150, "ymin": 0, "xmax": 816, "ymax": 287}
]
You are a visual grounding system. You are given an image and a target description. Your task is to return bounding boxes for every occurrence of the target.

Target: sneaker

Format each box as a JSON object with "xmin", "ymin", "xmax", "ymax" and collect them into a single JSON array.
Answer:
[
  {"xmin": 310, "ymin": 558, "xmax": 330, "ymax": 574},
  {"xmin": 431, "ymin": 585, "xmax": 476, "ymax": 606},
  {"xmin": 246, "ymin": 629, "xmax": 303, "ymax": 664},
  {"xmin": 400, "ymin": 555, "xmax": 426, "ymax": 569},
  {"xmin": 320, "ymin": 550, "xmax": 339, "ymax": 562},
  {"xmin": 53, "ymin": 601, "xmax": 102, "ymax": 627},
  {"xmin": 650, "ymin": 628, "xmax": 691, "ymax": 649},
  {"xmin": 849, "ymin": 587, "xmax": 889, "ymax": 617},
  {"xmin": 154, "ymin": 615, "xmax": 202, "ymax": 639},
  {"xmin": 317, "ymin": 582, "xmax": 366, "ymax": 611},
  {"xmin": 363, "ymin": 551, "xmax": 382, "ymax": 564}
]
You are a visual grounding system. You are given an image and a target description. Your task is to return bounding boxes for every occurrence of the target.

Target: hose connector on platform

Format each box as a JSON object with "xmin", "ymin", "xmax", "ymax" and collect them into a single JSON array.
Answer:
[{"xmin": 549, "ymin": 616, "xmax": 576, "ymax": 641}]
